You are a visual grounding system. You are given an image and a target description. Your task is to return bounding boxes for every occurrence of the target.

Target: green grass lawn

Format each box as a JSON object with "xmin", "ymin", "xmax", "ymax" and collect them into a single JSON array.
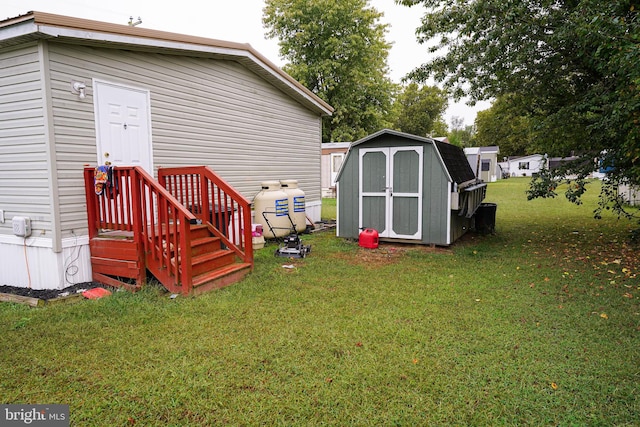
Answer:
[{"xmin": 1, "ymin": 178, "xmax": 638, "ymax": 426}]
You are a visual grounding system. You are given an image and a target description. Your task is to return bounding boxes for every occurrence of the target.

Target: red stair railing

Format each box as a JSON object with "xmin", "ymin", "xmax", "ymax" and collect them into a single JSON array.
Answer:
[
  {"xmin": 157, "ymin": 166, "xmax": 253, "ymax": 266},
  {"xmin": 84, "ymin": 166, "xmax": 197, "ymax": 293}
]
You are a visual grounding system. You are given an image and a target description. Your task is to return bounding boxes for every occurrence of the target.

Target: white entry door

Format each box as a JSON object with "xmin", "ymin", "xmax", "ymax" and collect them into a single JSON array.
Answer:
[
  {"xmin": 93, "ymin": 80, "xmax": 153, "ymax": 173},
  {"xmin": 359, "ymin": 146, "xmax": 423, "ymax": 239}
]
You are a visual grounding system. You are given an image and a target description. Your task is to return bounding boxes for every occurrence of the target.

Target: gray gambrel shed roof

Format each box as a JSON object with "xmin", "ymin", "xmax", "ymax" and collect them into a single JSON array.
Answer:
[
  {"xmin": 0, "ymin": 11, "xmax": 334, "ymax": 116},
  {"xmin": 337, "ymin": 129, "xmax": 477, "ymax": 186}
]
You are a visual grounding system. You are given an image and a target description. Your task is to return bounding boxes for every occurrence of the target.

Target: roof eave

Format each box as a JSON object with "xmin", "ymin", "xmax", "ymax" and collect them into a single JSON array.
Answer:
[{"xmin": 0, "ymin": 11, "xmax": 333, "ymax": 116}]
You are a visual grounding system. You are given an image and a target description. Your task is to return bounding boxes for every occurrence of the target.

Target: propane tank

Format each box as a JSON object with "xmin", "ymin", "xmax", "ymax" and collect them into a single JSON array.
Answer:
[
  {"xmin": 253, "ymin": 181, "xmax": 290, "ymax": 238},
  {"xmin": 280, "ymin": 179, "xmax": 306, "ymax": 233}
]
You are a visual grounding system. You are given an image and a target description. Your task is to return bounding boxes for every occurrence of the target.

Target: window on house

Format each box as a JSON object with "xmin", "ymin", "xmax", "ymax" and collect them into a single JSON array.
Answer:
[
  {"xmin": 481, "ymin": 159, "xmax": 490, "ymax": 171},
  {"xmin": 519, "ymin": 162, "xmax": 530, "ymax": 170}
]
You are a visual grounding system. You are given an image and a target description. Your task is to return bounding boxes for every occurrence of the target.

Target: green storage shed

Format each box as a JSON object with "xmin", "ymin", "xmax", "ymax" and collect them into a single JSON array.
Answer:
[{"xmin": 335, "ymin": 129, "xmax": 487, "ymax": 246}]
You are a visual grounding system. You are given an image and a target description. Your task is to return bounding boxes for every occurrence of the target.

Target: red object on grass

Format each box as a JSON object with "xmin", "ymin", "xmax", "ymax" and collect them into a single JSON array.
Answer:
[
  {"xmin": 359, "ymin": 228, "xmax": 379, "ymax": 249},
  {"xmin": 82, "ymin": 287, "xmax": 112, "ymax": 299}
]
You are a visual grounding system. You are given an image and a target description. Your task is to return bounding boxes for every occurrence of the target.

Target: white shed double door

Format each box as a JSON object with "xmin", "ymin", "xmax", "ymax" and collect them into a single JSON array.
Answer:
[{"xmin": 358, "ymin": 146, "xmax": 423, "ymax": 239}]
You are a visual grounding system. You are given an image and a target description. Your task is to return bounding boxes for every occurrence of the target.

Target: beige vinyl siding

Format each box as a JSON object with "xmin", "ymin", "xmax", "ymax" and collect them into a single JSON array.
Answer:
[
  {"xmin": 47, "ymin": 43, "xmax": 322, "ymax": 236},
  {"xmin": 48, "ymin": 65, "xmax": 97, "ymax": 236},
  {"xmin": 0, "ymin": 44, "xmax": 51, "ymax": 236}
]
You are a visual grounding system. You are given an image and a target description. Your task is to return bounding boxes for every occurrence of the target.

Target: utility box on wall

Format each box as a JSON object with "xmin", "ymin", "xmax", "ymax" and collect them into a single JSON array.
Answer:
[{"xmin": 12, "ymin": 216, "xmax": 31, "ymax": 237}]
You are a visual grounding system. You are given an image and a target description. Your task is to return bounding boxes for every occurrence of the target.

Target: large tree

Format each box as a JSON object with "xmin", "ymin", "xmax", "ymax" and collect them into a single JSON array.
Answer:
[
  {"xmin": 391, "ymin": 82, "xmax": 448, "ymax": 137},
  {"xmin": 398, "ymin": 0, "xmax": 639, "ymax": 217},
  {"xmin": 474, "ymin": 95, "xmax": 535, "ymax": 157},
  {"xmin": 264, "ymin": 0, "xmax": 395, "ymax": 142}
]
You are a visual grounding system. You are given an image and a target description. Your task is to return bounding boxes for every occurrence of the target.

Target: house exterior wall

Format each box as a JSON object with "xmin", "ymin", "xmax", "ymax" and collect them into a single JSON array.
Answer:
[
  {"xmin": 0, "ymin": 43, "xmax": 52, "ymax": 238},
  {"xmin": 44, "ymin": 42, "xmax": 323, "ymax": 237},
  {"xmin": 464, "ymin": 147, "xmax": 500, "ymax": 182},
  {"xmin": 0, "ymin": 43, "xmax": 90, "ymax": 288},
  {"xmin": 336, "ymin": 137, "xmax": 454, "ymax": 246},
  {"xmin": 480, "ymin": 153, "xmax": 501, "ymax": 182},
  {"xmin": 619, "ymin": 184, "xmax": 640, "ymax": 206},
  {"xmin": 506, "ymin": 155, "xmax": 545, "ymax": 177},
  {"xmin": 321, "ymin": 144, "xmax": 349, "ymax": 197},
  {"xmin": 320, "ymin": 153, "xmax": 332, "ymax": 197},
  {"xmin": 0, "ymin": 38, "xmax": 325, "ymax": 289}
]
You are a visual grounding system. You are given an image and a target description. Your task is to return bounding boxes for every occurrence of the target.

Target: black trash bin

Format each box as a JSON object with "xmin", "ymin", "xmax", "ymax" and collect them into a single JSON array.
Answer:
[{"xmin": 474, "ymin": 203, "xmax": 497, "ymax": 234}]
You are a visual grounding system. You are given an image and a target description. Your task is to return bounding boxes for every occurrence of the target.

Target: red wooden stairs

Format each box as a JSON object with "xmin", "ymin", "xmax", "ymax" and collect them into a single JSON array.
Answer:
[{"xmin": 84, "ymin": 166, "xmax": 253, "ymax": 296}]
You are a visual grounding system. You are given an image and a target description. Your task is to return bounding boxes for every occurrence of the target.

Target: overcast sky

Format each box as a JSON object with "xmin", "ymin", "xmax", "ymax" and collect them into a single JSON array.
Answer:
[{"xmin": 4, "ymin": 0, "xmax": 490, "ymax": 126}]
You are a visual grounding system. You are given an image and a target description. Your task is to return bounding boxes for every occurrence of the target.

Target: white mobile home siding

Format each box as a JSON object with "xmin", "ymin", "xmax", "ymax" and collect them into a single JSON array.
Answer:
[
  {"xmin": 506, "ymin": 154, "xmax": 545, "ymax": 177},
  {"xmin": 46, "ymin": 42, "xmax": 322, "ymax": 237}
]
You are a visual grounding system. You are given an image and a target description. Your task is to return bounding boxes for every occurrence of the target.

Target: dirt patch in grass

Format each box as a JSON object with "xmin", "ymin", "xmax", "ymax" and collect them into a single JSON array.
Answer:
[{"xmin": 334, "ymin": 243, "xmax": 452, "ymax": 268}]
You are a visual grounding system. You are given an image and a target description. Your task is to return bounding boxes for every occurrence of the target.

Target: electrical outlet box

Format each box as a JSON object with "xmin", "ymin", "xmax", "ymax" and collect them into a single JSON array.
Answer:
[{"xmin": 12, "ymin": 216, "xmax": 31, "ymax": 237}]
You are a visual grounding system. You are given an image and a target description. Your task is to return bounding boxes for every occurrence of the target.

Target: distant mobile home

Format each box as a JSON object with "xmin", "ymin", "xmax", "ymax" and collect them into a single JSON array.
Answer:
[
  {"xmin": 321, "ymin": 142, "xmax": 350, "ymax": 198},
  {"xmin": 0, "ymin": 11, "xmax": 332, "ymax": 289},
  {"xmin": 619, "ymin": 184, "xmax": 640, "ymax": 206},
  {"xmin": 335, "ymin": 129, "xmax": 486, "ymax": 246},
  {"xmin": 501, "ymin": 154, "xmax": 547, "ymax": 177},
  {"xmin": 464, "ymin": 146, "xmax": 501, "ymax": 182}
]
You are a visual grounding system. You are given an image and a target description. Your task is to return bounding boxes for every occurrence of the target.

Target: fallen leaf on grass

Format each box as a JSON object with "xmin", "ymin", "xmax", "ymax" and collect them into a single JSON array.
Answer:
[
  {"xmin": 600, "ymin": 313, "xmax": 609, "ymax": 319},
  {"xmin": 551, "ymin": 382, "xmax": 558, "ymax": 390},
  {"xmin": 623, "ymin": 293, "xmax": 633, "ymax": 299}
]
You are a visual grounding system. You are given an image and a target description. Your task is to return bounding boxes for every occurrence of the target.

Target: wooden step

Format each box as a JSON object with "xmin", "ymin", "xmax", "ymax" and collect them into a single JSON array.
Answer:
[
  {"xmin": 190, "ymin": 250, "xmax": 236, "ymax": 276},
  {"xmin": 190, "ymin": 236, "xmax": 222, "ymax": 256},
  {"xmin": 191, "ymin": 263, "xmax": 252, "ymax": 296},
  {"xmin": 149, "ymin": 223, "xmax": 212, "ymax": 240},
  {"xmin": 189, "ymin": 224, "xmax": 212, "ymax": 239}
]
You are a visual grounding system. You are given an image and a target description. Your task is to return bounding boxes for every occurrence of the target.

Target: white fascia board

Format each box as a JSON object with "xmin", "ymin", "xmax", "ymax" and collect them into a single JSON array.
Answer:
[{"xmin": 0, "ymin": 21, "xmax": 38, "ymax": 41}]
